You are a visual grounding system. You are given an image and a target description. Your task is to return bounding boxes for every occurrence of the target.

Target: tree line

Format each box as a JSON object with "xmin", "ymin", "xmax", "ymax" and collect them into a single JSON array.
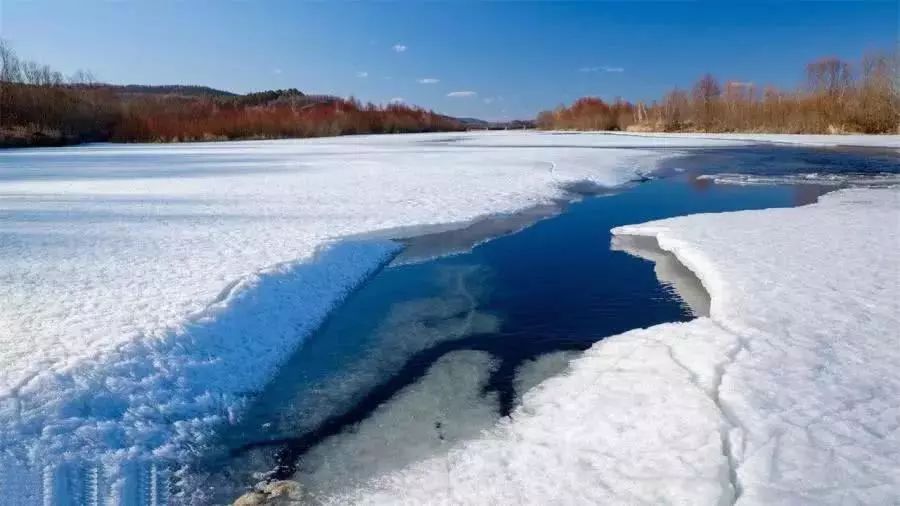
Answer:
[
  {"xmin": 537, "ymin": 53, "xmax": 898, "ymax": 134},
  {"xmin": 0, "ymin": 41, "xmax": 463, "ymax": 147}
]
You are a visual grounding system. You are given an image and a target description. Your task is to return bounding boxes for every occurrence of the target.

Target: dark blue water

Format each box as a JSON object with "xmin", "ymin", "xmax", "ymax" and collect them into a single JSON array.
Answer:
[{"xmin": 198, "ymin": 145, "xmax": 898, "ymax": 501}]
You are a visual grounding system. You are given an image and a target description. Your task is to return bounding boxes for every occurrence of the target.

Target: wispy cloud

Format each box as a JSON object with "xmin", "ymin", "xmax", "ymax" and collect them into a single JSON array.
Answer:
[
  {"xmin": 482, "ymin": 97, "xmax": 495, "ymax": 104},
  {"xmin": 417, "ymin": 78, "xmax": 440, "ymax": 84},
  {"xmin": 273, "ymin": 68, "xmax": 283, "ymax": 75},
  {"xmin": 447, "ymin": 91, "xmax": 477, "ymax": 98},
  {"xmin": 356, "ymin": 71, "xmax": 369, "ymax": 78},
  {"xmin": 392, "ymin": 44, "xmax": 407, "ymax": 53},
  {"xmin": 578, "ymin": 66, "xmax": 625, "ymax": 73},
  {"xmin": 389, "ymin": 97, "xmax": 405, "ymax": 104}
]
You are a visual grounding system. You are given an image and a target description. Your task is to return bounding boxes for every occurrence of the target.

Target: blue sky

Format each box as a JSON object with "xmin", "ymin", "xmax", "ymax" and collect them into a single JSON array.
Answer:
[{"xmin": 1, "ymin": 1, "xmax": 896, "ymax": 120}]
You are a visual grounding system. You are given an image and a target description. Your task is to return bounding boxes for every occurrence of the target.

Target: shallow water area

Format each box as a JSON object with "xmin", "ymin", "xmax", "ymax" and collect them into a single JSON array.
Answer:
[{"xmin": 185, "ymin": 144, "xmax": 900, "ymax": 504}]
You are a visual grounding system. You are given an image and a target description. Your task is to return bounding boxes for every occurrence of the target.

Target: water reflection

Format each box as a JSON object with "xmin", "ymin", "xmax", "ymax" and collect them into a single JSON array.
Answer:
[{"xmin": 611, "ymin": 234, "xmax": 711, "ymax": 317}]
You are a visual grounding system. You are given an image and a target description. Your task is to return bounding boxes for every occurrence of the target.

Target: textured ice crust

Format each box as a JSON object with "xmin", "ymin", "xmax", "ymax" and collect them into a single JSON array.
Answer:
[
  {"xmin": 1, "ymin": 131, "xmax": 745, "ymax": 491},
  {"xmin": 343, "ymin": 187, "xmax": 899, "ymax": 505},
  {"xmin": 1, "ymin": 240, "xmax": 400, "ymax": 503}
]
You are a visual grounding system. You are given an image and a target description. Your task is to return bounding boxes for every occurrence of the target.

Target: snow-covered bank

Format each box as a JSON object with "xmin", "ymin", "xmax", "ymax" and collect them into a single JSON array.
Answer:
[
  {"xmin": 339, "ymin": 187, "xmax": 899, "ymax": 505},
  {"xmin": 0, "ymin": 131, "xmax": 750, "ymax": 494}
]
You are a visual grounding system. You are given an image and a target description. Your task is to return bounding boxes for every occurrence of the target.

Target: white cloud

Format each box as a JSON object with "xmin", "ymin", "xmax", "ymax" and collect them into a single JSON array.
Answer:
[
  {"xmin": 389, "ymin": 97, "xmax": 405, "ymax": 104},
  {"xmin": 417, "ymin": 78, "xmax": 440, "ymax": 84},
  {"xmin": 447, "ymin": 91, "xmax": 477, "ymax": 98},
  {"xmin": 356, "ymin": 71, "xmax": 369, "ymax": 78},
  {"xmin": 483, "ymin": 97, "xmax": 495, "ymax": 104},
  {"xmin": 273, "ymin": 68, "xmax": 283, "ymax": 75},
  {"xmin": 392, "ymin": 44, "xmax": 407, "ymax": 53},
  {"xmin": 579, "ymin": 66, "xmax": 625, "ymax": 73}
]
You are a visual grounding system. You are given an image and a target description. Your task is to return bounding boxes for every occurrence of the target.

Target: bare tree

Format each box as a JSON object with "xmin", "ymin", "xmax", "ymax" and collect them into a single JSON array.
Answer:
[
  {"xmin": 806, "ymin": 57, "xmax": 852, "ymax": 98},
  {"xmin": 692, "ymin": 73, "xmax": 721, "ymax": 131},
  {"xmin": 0, "ymin": 40, "xmax": 22, "ymax": 82},
  {"xmin": 69, "ymin": 69, "xmax": 97, "ymax": 85},
  {"xmin": 662, "ymin": 88, "xmax": 690, "ymax": 131}
]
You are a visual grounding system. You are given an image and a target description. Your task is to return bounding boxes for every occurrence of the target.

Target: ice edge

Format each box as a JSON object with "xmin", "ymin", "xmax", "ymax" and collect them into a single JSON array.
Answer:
[{"xmin": 611, "ymin": 226, "xmax": 746, "ymax": 505}]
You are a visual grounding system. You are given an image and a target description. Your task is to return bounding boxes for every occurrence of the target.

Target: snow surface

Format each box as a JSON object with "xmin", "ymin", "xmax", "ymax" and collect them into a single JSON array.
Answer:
[
  {"xmin": 337, "ymin": 187, "xmax": 900, "ymax": 505},
  {"xmin": 1, "ymin": 131, "xmax": 752, "ymax": 495}
]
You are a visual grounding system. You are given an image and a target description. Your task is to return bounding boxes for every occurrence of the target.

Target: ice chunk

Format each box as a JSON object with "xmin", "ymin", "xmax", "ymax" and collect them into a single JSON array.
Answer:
[{"xmin": 696, "ymin": 172, "xmax": 900, "ymax": 187}]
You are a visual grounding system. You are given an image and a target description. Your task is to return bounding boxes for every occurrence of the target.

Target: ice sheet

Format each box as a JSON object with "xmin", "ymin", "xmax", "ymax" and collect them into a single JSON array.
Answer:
[{"xmin": 614, "ymin": 187, "xmax": 900, "ymax": 504}]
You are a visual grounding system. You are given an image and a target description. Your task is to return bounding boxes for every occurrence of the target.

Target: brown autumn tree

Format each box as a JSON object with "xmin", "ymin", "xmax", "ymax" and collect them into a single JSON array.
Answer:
[
  {"xmin": 537, "ymin": 52, "xmax": 898, "ymax": 134},
  {"xmin": 0, "ymin": 40, "xmax": 464, "ymax": 146}
]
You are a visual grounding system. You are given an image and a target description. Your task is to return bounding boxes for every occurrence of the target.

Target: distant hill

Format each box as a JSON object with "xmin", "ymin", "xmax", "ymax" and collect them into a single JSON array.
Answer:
[
  {"xmin": 67, "ymin": 85, "xmax": 526, "ymax": 129},
  {"xmin": 71, "ymin": 84, "xmax": 238, "ymax": 98},
  {"xmin": 453, "ymin": 116, "xmax": 535, "ymax": 130},
  {"xmin": 69, "ymin": 84, "xmax": 343, "ymax": 109},
  {"xmin": 455, "ymin": 117, "xmax": 490, "ymax": 128}
]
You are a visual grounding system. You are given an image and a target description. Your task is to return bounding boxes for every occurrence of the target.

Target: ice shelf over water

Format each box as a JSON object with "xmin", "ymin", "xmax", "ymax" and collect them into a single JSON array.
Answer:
[
  {"xmin": 0, "ymin": 131, "xmax": 752, "ymax": 496},
  {"xmin": 337, "ymin": 187, "xmax": 900, "ymax": 505}
]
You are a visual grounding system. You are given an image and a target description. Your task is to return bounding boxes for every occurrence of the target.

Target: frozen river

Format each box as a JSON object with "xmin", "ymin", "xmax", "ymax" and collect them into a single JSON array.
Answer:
[{"xmin": 1, "ymin": 133, "xmax": 897, "ymax": 504}]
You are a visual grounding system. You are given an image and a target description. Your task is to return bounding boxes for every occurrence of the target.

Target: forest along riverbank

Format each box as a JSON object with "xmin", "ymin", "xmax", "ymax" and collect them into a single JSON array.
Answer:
[{"xmin": 195, "ymin": 144, "xmax": 900, "ymax": 504}]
